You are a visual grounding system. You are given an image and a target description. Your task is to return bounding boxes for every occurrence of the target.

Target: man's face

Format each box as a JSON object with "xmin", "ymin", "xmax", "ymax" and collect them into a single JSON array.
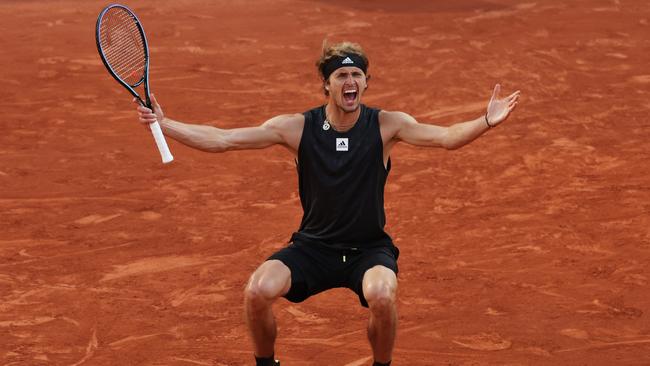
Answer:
[{"xmin": 326, "ymin": 66, "xmax": 367, "ymax": 113}]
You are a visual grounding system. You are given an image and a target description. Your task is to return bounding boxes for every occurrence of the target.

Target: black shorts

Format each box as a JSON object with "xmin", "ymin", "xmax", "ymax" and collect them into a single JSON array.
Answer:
[{"xmin": 268, "ymin": 240, "xmax": 399, "ymax": 307}]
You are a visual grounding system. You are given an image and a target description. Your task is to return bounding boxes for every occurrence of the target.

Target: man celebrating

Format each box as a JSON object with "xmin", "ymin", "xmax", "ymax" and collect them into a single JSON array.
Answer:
[{"xmin": 135, "ymin": 41, "xmax": 520, "ymax": 366}]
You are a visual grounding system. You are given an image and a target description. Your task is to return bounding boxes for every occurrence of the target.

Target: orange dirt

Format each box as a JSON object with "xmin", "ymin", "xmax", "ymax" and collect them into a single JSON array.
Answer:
[{"xmin": 1, "ymin": 0, "xmax": 649, "ymax": 365}]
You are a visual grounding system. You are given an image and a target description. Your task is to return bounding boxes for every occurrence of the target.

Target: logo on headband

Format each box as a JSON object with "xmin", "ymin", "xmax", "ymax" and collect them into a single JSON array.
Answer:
[{"xmin": 322, "ymin": 54, "xmax": 367, "ymax": 80}]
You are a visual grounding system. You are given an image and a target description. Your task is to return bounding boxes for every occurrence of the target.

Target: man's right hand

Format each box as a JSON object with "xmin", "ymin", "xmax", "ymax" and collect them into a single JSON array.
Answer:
[{"xmin": 134, "ymin": 93, "xmax": 164, "ymax": 127}]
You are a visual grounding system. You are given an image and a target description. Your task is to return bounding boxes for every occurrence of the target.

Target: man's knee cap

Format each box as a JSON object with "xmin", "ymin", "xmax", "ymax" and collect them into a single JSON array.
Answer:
[
  {"xmin": 245, "ymin": 278, "xmax": 282, "ymax": 301},
  {"xmin": 364, "ymin": 281, "xmax": 395, "ymax": 305}
]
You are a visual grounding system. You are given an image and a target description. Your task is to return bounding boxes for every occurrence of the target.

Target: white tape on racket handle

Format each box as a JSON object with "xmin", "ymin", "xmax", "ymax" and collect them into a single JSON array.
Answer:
[{"xmin": 149, "ymin": 121, "xmax": 174, "ymax": 164}]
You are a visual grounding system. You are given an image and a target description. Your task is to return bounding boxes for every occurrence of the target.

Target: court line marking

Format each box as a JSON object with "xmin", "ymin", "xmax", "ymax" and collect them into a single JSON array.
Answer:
[
  {"xmin": 0, "ymin": 241, "xmax": 139, "ymax": 268},
  {"xmin": 557, "ymin": 339, "xmax": 650, "ymax": 353}
]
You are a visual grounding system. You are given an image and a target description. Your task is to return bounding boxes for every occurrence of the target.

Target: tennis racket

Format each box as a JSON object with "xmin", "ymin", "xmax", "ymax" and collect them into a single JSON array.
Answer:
[{"xmin": 95, "ymin": 4, "xmax": 173, "ymax": 164}]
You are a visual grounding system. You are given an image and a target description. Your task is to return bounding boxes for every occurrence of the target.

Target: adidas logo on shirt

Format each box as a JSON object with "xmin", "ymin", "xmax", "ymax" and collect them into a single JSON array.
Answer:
[
  {"xmin": 336, "ymin": 138, "xmax": 349, "ymax": 151},
  {"xmin": 341, "ymin": 57, "xmax": 354, "ymax": 65}
]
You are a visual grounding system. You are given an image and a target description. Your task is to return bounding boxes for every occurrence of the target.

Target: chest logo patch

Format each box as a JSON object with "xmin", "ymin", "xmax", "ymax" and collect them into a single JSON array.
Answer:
[{"xmin": 336, "ymin": 138, "xmax": 349, "ymax": 152}]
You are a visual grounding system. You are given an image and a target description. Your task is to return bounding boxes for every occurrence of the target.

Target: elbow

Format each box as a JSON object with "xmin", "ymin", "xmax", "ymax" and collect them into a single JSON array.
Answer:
[
  {"xmin": 205, "ymin": 146, "xmax": 226, "ymax": 153},
  {"xmin": 191, "ymin": 140, "xmax": 227, "ymax": 153},
  {"xmin": 444, "ymin": 144, "xmax": 460, "ymax": 150},
  {"xmin": 442, "ymin": 131, "xmax": 463, "ymax": 150},
  {"xmin": 205, "ymin": 133, "xmax": 234, "ymax": 153},
  {"xmin": 444, "ymin": 140, "xmax": 464, "ymax": 150},
  {"xmin": 207, "ymin": 142, "xmax": 231, "ymax": 153}
]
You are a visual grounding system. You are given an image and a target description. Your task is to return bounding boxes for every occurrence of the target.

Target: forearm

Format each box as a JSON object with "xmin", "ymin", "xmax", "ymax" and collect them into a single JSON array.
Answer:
[
  {"xmin": 159, "ymin": 118, "xmax": 229, "ymax": 152},
  {"xmin": 444, "ymin": 115, "xmax": 490, "ymax": 150}
]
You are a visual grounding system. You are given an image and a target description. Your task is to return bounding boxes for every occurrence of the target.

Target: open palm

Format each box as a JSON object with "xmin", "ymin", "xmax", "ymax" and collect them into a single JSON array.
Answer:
[{"xmin": 487, "ymin": 84, "xmax": 520, "ymax": 126}]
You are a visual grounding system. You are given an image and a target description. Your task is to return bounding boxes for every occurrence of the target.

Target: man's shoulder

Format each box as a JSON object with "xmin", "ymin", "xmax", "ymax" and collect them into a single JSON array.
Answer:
[
  {"xmin": 268, "ymin": 112, "xmax": 304, "ymax": 123},
  {"xmin": 378, "ymin": 110, "xmax": 414, "ymax": 125},
  {"xmin": 377, "ymin": 110, "xmax": 418, "ymax": 143},
  {"xmin": 264, "ymin": 113, "xmax": 305, "ymax": 132},
  {"xmin": 261, "ymin": 113, "xmax": 305, "ymax": 151}
]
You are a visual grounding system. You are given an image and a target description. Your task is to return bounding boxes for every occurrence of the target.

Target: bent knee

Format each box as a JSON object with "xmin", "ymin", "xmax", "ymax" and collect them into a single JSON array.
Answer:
[
  {"xmin": 363, "ymin": 267, "xmax": 397, "ymax": 308},
  {"xmin": 244, "ymin": 279, "xmax": 284, "ymax": 303},
  {"xmin": 364, "ymin": 281, "xmax": 396, "ymax": 307},
  {"xmin": 244, "ymin": 260, "xmax": 291, "ymax": 303}
]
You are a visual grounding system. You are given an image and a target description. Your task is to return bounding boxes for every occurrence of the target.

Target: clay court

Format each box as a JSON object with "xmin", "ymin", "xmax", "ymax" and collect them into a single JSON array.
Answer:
[{"xmin": 1, "ymin": 0, "xmax": 649, "ymax": 365}]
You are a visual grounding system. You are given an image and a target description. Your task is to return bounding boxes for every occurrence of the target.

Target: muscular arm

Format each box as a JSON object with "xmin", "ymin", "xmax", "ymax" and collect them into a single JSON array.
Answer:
[
  {"xmin": 135, "ymin": 94, "xmax": 303, "ymax": 154},
  {"xmin": 382, "ymin": 112, "xmax": 490, "ymax": 150},
  {"xmin": 160, "ymin": 115, "xmax": 301, "ymax": 153},
  {"xmin": 381, "ymin": 85, "xmax": 520, "ymax": 150}
]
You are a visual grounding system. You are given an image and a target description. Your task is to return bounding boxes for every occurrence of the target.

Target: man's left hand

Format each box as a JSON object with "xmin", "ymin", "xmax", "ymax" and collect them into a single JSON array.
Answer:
[{"xmin": 486, "ymin": 84, "xmax": 520, "ymax": 127}]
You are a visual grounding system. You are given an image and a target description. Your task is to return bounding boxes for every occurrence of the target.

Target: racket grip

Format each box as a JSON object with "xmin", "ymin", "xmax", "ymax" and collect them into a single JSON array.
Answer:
[{"xmin": 149, "ymin": 121, "xmax": 174, "ymax": 164}]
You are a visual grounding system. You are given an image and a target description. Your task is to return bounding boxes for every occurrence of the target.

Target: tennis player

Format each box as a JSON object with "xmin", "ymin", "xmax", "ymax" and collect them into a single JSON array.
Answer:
[{"xmin": 134, "ymin": 41, "xmax": 520, "ymax": 366}]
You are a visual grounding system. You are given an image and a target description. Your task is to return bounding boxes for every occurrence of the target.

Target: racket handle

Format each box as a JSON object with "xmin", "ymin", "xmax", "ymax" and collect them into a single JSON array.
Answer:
[{"xmin": 149, "ymin": 121, "xmax": 174, "ymax": 164}]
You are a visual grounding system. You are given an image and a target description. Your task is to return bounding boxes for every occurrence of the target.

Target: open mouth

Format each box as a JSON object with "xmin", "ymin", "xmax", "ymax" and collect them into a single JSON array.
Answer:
[{"xmin": 343, "ymin": 89, "xmax": 358, "ymax": 104}]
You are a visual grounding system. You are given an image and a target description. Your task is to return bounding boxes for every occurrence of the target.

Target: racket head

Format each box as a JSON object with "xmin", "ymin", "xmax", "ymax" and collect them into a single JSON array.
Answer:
[{"xmin": 96, "ymin": 4, "xmax": 151, "ymax": 107}]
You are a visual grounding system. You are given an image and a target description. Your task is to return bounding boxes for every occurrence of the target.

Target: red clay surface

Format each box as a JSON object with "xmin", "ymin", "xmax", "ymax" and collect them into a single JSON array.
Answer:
[{"xmin": 1, "ymin": 0, "xmax": 650, "ymax": 365}]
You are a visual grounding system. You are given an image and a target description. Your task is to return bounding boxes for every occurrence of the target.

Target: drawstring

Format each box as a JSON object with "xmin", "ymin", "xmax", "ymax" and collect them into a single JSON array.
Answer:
[{"xmin": 342, "ymin": 248, "xmax": 359, "ymax": 263}]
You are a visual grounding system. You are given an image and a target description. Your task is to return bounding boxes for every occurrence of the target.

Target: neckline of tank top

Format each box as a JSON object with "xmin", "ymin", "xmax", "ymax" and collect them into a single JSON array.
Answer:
[{"xmin": 321, "ymin": 104, "xmax": 366, "ymax": 134}]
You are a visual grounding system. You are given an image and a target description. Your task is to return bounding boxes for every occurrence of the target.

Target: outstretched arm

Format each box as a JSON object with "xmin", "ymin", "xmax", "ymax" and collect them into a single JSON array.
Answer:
[
  {"xmin": 383, "ymin": 84, "xmax": 520, "ymax": 150},
  {"xmin": 135, "ymin": 94, "xmax": 302, "ymax": 154}
]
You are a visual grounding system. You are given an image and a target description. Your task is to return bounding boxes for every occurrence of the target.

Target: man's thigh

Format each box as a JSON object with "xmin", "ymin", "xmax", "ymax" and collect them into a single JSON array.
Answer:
[
  {"xmin": 346, "ymin": 246, "xmax": 399, "ymax": 307},
  {"xmin": 267, "ymin": 242, "xmax": 342, "ymax": 303}
]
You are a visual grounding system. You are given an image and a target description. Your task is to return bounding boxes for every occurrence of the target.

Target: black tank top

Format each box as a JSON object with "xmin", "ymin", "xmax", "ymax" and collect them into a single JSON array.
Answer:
[{"xmin": 290, "ymin": 104, "xmax": 393, "ymax": 249}]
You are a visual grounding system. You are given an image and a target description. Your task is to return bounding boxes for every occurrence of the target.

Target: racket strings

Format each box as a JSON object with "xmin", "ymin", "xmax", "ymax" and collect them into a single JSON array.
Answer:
[
  {"xmin": 99, "ymin": 8, "xmax": 146, "ymax": 86},
  {"xmin": 101, "ymin": 12, "xmax": 145, "ymax": 81},
  {"xmin": 101, "ymin": 15, "xmax": 145, "ymax": 84}
]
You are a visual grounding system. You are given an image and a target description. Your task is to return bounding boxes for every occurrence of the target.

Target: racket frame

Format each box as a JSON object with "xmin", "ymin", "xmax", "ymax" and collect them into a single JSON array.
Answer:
[
  {"xmin": 95, "ymin": 4, "xmax": 173, "ymax": 164},
  {"xmin": 96, "ymin": 4, "xmax": 152, "ymax": 108}
]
